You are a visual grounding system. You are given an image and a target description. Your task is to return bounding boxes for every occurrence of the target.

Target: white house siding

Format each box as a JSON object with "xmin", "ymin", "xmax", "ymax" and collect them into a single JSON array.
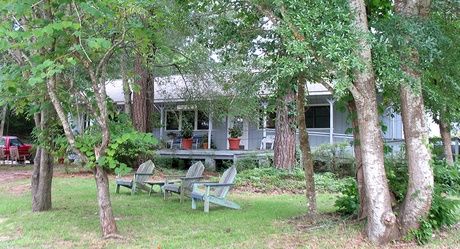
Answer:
[{"xmin": 152, "ymin": 100, "xmax": 404, "ymax": 151}]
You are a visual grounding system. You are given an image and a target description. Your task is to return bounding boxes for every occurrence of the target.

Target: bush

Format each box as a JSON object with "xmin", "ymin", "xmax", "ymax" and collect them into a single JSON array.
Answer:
[
  {"xmin": 236, "ymin": 167, "xmax": 350, "ymax": 193},
  {"xmin": 334, "ymin": 178, "xmax": 359, "ymax": 216},
  {"xmin": 334, "ymin": 158, "xmax": 460, "ymax": 244},
  {"xmin": 234, "ymin": 154, "xmax": 273, "ymax": 172},
  {"xmin": 311, "ymin": 142, "xmax": 355, "ymax": 177}
]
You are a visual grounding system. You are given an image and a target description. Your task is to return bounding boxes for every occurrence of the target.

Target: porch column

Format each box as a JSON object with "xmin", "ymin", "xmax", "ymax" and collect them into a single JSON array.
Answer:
[
  {"xmin": 455, "ymin": 138, "xmax": 459, "ymax": 160},
  {"xmin": 262, "ymin": 101, "xmax": 268, "ymax": 138},
  {"xmin": 327, "ymin": 99, "xmax": 335, "ymax": 144},
  {"xmin": 207, "ymin": 113, "xmax": 212, "ymax": 149},
  {"xmin": 159, "ymin": 106, "xmax": 165, "ymax": 139}
]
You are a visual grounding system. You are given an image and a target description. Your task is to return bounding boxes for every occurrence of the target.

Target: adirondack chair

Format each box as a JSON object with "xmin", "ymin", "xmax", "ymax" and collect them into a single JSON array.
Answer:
[
  {"xmin": 162, "ymin": 161, "xmax": 205, "ymax": 202},
  {"xmin": 116, "ymin": 160, "xmax": 155, "ymax": 195},
  {"xmin": 191, "ymin": 166, "xmax": 240, "ymax": 213}
]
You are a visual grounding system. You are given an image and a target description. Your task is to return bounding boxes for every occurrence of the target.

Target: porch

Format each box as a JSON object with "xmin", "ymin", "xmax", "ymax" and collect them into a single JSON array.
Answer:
[{"xmin": 156, "ymin": 148, "xmax": 274, "ymax": 170}]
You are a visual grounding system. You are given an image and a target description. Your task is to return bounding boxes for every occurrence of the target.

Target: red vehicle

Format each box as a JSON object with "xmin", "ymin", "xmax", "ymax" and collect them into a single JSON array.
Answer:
[{"xmin": 0, "ymin": 136, "xmax": 33, "ymax": 161}]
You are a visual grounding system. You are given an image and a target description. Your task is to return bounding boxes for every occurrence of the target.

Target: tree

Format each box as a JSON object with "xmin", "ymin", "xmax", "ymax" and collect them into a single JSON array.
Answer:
[
  {"xmin": 347, "ymin": 0, "xmax": 398, "ymax": 243},
  {"xmin": 296, "ymin": 75, "xmax": 317, "ymax": 215},
  {"xmin": 132, "ymin": 54, "xmax": 153, "ymax": 133},
  {"xmin": 0, "ymin": 104, "xmax": 7, "ymax": 136},
  {"xmin": 274, "ymin": 87, "xmax": 296, "ymax": 171},
  {"xmin": 0, "ymin": 0, "xmax": 160, "ymax": 237},
  {"xmin": 0, "ymin": 1, "xmax": 56, "ymax": 212}
]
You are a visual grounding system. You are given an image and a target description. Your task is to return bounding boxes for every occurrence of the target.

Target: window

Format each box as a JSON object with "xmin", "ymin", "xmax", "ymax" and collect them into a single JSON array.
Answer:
[
  {"xmin": 166, "ymin": 109, "xmax": 212, "ymax": 131},
  {"xmin": 259, "ymin": 110, "xmax": 276, "ymax": 129},
  {"xmin": 166, "ymin": 111, "xmax": 179, "ymax": 130},
  {"xmin": 0, "ymin": 138, "xmax": 5, "ymax": 147},
  {"xmin": 305, "ymin": 106, "xmax": 330, "ymax": 128},
  {"xmin": 197, "ymin": 111, "xmax": 209, "ymax": 130},
  {"xmin": 10, "ymin": 139, "xmax": 24, "ymax": 146},
  {"xmin": 266, "ymin": 112, "xmax": 276, "ymax": 129},
  {"xmin": 182, "ymin": 110, "xmax": 195, "ymax": 128}
]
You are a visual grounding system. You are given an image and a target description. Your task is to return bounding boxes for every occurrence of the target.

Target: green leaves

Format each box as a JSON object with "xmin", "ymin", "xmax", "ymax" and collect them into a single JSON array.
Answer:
[{"xmin": 86, "ymin": 38, "xmax": 112, "ymax": 51}]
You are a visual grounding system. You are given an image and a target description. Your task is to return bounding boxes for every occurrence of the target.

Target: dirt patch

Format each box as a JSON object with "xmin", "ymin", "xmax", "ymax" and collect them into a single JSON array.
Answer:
[
  {"xmin": 8, "ymin": 184, "xmax": 30, "ymax": 196},
  {"xmin": 0, "ymin": 170, "xmax": 31, "ymax": 183}
]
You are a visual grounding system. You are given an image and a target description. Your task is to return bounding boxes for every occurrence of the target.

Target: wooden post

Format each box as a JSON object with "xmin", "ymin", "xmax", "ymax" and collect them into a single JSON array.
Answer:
[
  {"xmin": 159, "ymin": 106, "xmax": 164, "ymax": 139},
  {"xmin": 327, "ymin": 99, "xmax": 335, "ymax": 144},
  {"xmin": 208, "ymin": 113, "xmax": 212, "ymax": 149}
]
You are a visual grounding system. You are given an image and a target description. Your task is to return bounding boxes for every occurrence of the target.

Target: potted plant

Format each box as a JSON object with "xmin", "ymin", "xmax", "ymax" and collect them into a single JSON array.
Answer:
[
  {"xmin": 228, "ymin": 126, "xmax": 242, "ymax": 150},
  {"xmin": 181, "ymin": 122, "xmax": 193, "ymax": 150}
]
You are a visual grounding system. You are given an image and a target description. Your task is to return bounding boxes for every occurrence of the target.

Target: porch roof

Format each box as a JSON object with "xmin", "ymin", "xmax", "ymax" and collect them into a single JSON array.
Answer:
[{"xmin": 106, "ymin": 76, "xmax": 331, "ymax": 104}]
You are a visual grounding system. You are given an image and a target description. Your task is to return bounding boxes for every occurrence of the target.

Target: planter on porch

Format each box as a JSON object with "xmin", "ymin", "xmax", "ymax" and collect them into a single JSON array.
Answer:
[
  {"xmin": 228, "ymin": 138, "xmax": 241, "ymax": 150},
  {"xmin": 228, "ymin": 126, "xmax": 243, "ymax": 150},
  {"xmin": 181, "ymin": 122, "xmax": 194, "ymax": 150},
  {"xmin": 182, "ymin": 138, "xmax": 193, "ymax": 150}
]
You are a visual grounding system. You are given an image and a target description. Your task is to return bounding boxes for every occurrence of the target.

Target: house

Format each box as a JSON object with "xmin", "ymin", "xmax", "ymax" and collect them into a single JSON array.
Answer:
[{"xmin": 106, "ymin": 76, "xmax": 405, "ymax": 166}]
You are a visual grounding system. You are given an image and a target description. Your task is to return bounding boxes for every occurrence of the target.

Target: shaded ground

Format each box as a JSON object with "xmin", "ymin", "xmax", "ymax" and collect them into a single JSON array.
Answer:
[{"xmin": 0, "ymin": 166, "xmax": 459, "ymax": 248}]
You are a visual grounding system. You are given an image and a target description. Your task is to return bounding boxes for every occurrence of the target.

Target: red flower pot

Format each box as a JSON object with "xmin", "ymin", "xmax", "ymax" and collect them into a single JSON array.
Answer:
[
  {"xmin": 182, "ymin": 138, "xmax": 193, "ymax": 150},
  {"xmin": 228, "ymin": 138, "xmax": 241, "ymax": 150}
]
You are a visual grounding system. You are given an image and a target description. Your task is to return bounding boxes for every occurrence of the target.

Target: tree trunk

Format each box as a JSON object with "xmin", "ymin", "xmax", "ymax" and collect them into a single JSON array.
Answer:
[
  {"xmin": 399, "ymin": 85, "xmax": 433, "ymax": 235},
  {"xmin": 348, "ymin": 0, "xmax": 398, "ymax": 244},
  {"xmin": 94, "ymin": 165, "xmax": 118, "ymax": 238},
  {"xmin": 347, "ymin": 99, "xmax": 367, "ymax": 220},
  {"xmin": 274, "ymin": 90, "xmax": 296, "ymax": 171},
  {"xmin": 439, "ymin": 119, "xmax": 454, "ymax": 165},
  {"xmin": 121, "ymin": 51, "xmax": 132, "ymax": 118},
  {"xmin": 0, "ymin": 105, "xmax": 7, "ymax": 136},
  {"xmin": 31, "ymin": 110, "xmax": 53, "ymax": 212},
  {"xmin": 395, "ymin": 0, "xmax": 434, "ymax": 236},
  {"xmin": 133, "ymin": 54, "xmax": 153, "ymax": 133},
  {"xmin": 296, "ymin": 76, "xmax": 317, "ymax": 216}
]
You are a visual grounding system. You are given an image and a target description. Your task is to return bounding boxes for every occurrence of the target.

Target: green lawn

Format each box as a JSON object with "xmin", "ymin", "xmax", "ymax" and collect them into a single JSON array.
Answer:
[{"xmin": 0, "ymin": 168, "xmax": 458, "ymax": 249}]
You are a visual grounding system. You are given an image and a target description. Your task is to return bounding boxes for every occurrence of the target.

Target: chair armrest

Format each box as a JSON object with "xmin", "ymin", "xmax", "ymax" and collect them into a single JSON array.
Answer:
[
  {"xmin": 203, "ymin": 183, "xmax": 234, "ymax": 187},
  {"xmin": 192, "ymin": 181, "xmax": 217, "ymax": 192},
  {"xmin": 134, "ymin": 173, "xmax": 154, "ymax": 176},
  {"xmin": 192, "ymin": 181, "xmax": 218, "ymax": 186},
  {"xmin": 180, "ymin": 176, "xmax": 203, "ymax": 181},
  {"xmin": 165, "ymin": 175, "xmax": 185, "ymax": 180}
]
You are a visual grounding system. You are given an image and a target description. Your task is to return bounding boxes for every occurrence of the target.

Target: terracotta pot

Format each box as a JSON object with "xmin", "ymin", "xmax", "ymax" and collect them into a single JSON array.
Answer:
[
  {"xmin": 182, "ymin": 138, "xmax": 193, "ymax": 150},
  {"xmin": 202, "ymin": 142, "xmax": 208, "ymax": 149},
  {"xmin": 228, "ymin": 138, "xmax": 241, "ymax": 150}
]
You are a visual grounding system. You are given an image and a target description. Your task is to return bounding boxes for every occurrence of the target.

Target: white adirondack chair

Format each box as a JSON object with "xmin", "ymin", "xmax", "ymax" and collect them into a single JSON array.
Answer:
[
  {"xmin": 116, "ymin": 160, "xmax": 155, "ymax": 195},
  {"xmin": 162, "ymin": 161, "xmax": 205, "ymax": 202},
  {"xmin": 191, "ymin": 166, "xmax": 240, "ymax": 213}
]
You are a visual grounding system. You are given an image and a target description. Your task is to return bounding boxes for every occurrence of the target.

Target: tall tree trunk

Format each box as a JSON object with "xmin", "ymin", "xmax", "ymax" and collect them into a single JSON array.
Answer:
[
  {"xmin": 94, "ymin": 165, "xmax": 118, "ymax": 238},
  {"xmin": 296, "ymin": 76, "xmax": 317, "ymax": 215},
  {"xmin": 395, "ymin": 0, "xmax": 434, "ymax": 236},
  {"xmin": 274, "ymin": 90, "xmax": 296, "ymax": 170},
  {"xmin": 133, "ymin": 54, "xmax": 153, "ymax": 133},
  {"xmin": 348, "ymin": 0, "xmax": 398, "ymax": 244},
  {"xmin": 0, "ymin": 105, "xmax": 7, "ymax": 136},
  {"xmin": 48, "ymin": 75, "xmax": 119, "ymax": 237},
  {"xmin": 399, "ymin": 85, "xmax": 433, "ymax": 234},
  {"xmin": 121, "ymin": 51, "xmax": 132, "ymax": 118},
  {"xmin": 439, "ymin": 119, "xmax": 454, "ymax": 165},
  {"xmin": 31, "ymin": 110, "xmax": 53, "ymax": 212},
  {"xmin": 347, "ymin": 99, "xmax": 367, "ymax": 220}
]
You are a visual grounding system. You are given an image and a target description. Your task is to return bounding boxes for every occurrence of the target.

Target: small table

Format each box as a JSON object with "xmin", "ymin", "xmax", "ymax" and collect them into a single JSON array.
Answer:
[{"xmin": 145, "ymin": 179, "xmax": 181, "ymax": 196}]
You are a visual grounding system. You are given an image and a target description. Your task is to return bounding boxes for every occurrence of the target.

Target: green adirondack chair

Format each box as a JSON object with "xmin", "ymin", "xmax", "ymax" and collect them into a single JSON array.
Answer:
[
  {"xmin": 162, "ymin": 161, "xmax": 205, "ymax": 202},
  {"xmin": 191, "ymin": 166, "xmax": 240, "ymax": 213},
  {"xmin": 116, "ymin": 160, "xmax": 155, "ymax": 195}
]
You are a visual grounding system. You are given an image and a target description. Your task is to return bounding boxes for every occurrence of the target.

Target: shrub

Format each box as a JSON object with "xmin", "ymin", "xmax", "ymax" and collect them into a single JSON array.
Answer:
[
  {"xmin": 311, "ymin": 142, "xmax": 355, "ymax": 177},
  {"xmin": 334, "ymin": 157, "xmax": 460, "ymax": 244},
  {"xmin": 236, "ymin": 167, "xmax": 349, "ymax": 193},
  {"xmin": 334, "ymin": 178, "xmax": 359, "ymax": 216},
  {"xmin": 234, "ymin": 154, "xmax": 273, "ymax": 172}
]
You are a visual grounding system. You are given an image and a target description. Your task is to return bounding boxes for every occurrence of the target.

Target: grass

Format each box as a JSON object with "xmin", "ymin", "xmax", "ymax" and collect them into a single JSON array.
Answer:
[{"xmin": 0, "ymin": 166, "xmax": 459, "ymax": 249}]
